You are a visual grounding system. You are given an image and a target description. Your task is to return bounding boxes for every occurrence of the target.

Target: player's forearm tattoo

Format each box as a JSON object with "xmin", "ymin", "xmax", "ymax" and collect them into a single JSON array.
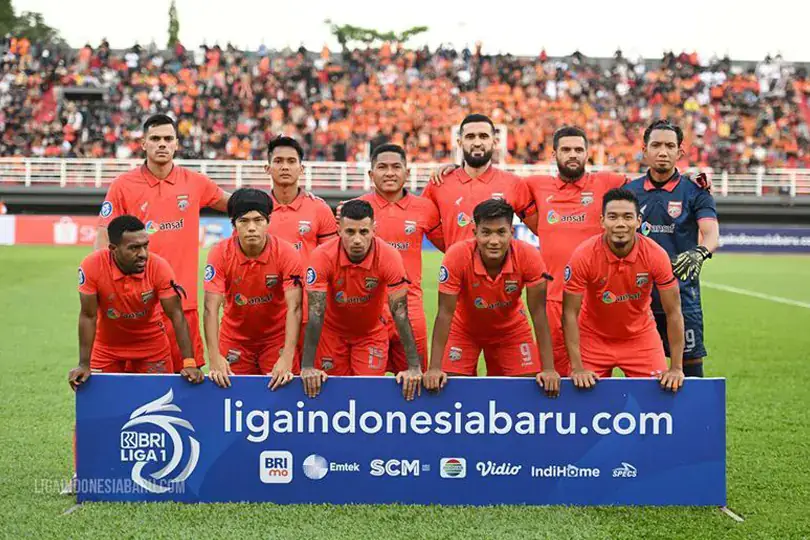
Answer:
[
  {"xmin": 301, "ymin": 291, "xmax": 326, "ymax": 369},
  {"xmin": 390, "ymin": 295, "xmax": 420, "ymax": 370}
]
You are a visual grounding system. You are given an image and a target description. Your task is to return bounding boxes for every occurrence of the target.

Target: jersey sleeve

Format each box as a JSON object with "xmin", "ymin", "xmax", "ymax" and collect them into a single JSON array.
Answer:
[
  {"xmin": 199, "ymin": 173, "xmax": 225, "ymax": 209},
  {"xmin": 315, "ymin": 200, "xmax": 338, "ymax": 243},
  {"xmin": 650, "ymin": 244, "xmax": 678, "ymax": 291},
  {"xmin": 77, "ymin": 256, "xmax": 98, "ymax": 295},
  {"xmin": 692, "ymin": 189, "xmax": 718, "ymax": 221},
  {"xmin": 203, "ymin": 243, "xmax": 228, "ymax": 295},
  {"xmin": 437, "ymin": 244, "xmax": 465, "ymax": 296},
  {"xmin": 98, "ymin": 178, "xmax": 128, "ymax": 227},
  {"xmin": 306, "ymin": 246, "xmax": 332, "ymax": 293},
  {"xmin": 563, "ymin": 246, "xmax": 591, "ymax": 295},
  {"xmin": 278, "ymin": 240, "xmax": 304, "ymax": 290},
  {"xmin": 420, "ymin": 181, "xmax": 437, "ymax": 203},
  {"xmin": 380, "ymin": 244, "xmax": 410, "ymax": 295},
  {"xmin": 511, "ymin": 177, "xmax": 537, "ymax": 219},
  {"xmin": 152, "ymin": 256, "xmax": 179, "ymax": 299},
  {"xmin": 519, "ymin": 243, "xmax": 548, "ymax": 288}
]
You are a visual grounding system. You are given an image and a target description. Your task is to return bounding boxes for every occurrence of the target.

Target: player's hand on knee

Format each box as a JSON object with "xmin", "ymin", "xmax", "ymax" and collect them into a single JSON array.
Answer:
[
  {"xmin": 423, "ymin": 368, "xmax": 447, "ymax": 391},
  {"xmin": 536, "ymin": 369, "xmax": 561, "ymax": 398},
  {"xmin": 571, "ymin": 368, "xmax": 598, "ymax": 389},
  {"xmin": 395, "ymin": 368, "xmax": 422, "ymax": 401},
  {"xmin": 181, "ymin": 366, "xmax": 204, "ymax": 385},
  {"xmin": 68, "ymin": 366, "xmax": 91, "ymax": 391},
  {"xmin": 300, "ymin": 367, "xmax": 328, "ymax": 398},
  {"xmin": 429, "ymin": 164, "xmax": 459, "ymax": 186},
  {"xmin": 657, "ymin": 367, "xmax": 684, "ymax": 393}
]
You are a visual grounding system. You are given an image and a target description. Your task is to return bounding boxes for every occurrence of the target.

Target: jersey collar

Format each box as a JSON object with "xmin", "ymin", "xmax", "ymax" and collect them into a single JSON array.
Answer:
[
  {"xmin": 233, "ymin": 235, "xmax": 272, "ymax": 265},
  {"xmin": 271, "ymin": 188, "xmax": 305, "ymax": 211},
  {"xmin": 338, "ymin": 238, "xmax": 375, "ymax": 269},
  {"xmin": 643, "ymin": 169, "xmax": 680, "ymax": 192},
  {"xmin": 601, "ymin": 234, "xmax": 640, "ymax": 264},
  {"xmin": 473, "ymin": 242, "xmax": 515, "ymax": 278},
  {"xmin": 457, "ymin": 164, "xmax": 496, "ymax": 185},
  {"xmin": 110, "ymin": 252, "xmax": 145, "ymax": 280},
  {"xmin": 553, "ymin": 172, "xmax": 590, "ymax": 190},
  {"xmin": 373, "ymin": 189, "xmax": 412, "ymax": 210},
  {"xmin": 140, "ymin": 163, "xmax": 177, "ymax": 187}
]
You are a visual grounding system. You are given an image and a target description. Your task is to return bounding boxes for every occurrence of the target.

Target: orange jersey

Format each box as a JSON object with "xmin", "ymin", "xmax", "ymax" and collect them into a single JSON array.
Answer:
[
  {"xmin": 526, "ymin": 172, "xmax": 627, "ymax": 302},
  {"xmin": 358, "ymin": 190, "xmax": 441, "ymax": 310},
  {"xmin": 564, "ymin": 234, "xmax": 678, "ymax": 340},
  {"xmin": 268, "ymin": 189, "xmax": 338, "ymax": 261},
  {"xmin": 98, "ymin": 164, "xmax": 225, "ymax": 309},
  {"xmin": 422, "ymin": 165, "xmax": 536, "ymax": 247},
  {"xmin": 204, "ymin": 235, "xmax": 303, "ymax": 342},
  {"xmin": 306, "ymin": 237, "xmax": 409, "ymax": 337},
  {"xmin": 438, "ymin": 238, "xmax": 548, "ymax": 336},
  {"xmin": 78, "ymin": 250, "xmax": 178, "ymax": 356}
]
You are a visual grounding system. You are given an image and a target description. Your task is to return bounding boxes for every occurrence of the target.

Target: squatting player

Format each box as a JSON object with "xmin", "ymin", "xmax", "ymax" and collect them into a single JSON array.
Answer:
[
  {"xmin": 625, "ymin": 120, "xmax": 719, "ymax": 377},
  {"xmin": 358, "ymin": 143, "xmax": 445, "ymax": 372},
  {"xmin": 562, "ymin": 188, "xmax": 685, "ymax": 391},
  {"xmin": 95, "ymin": 114, "xmax": 230, "ymax": 373},
  {"xmin": 203, "ymin": 189, "xmax": 303, "ymax": 390},
  {"xmin": 423, "ymin": 199, "xmax": 560, "ymax": 397},
  {"xmin": 69, "ymin": 215, "xmax": 203, "ymax": 386},
  {"xmin": 300, "ymin": 200, "xmax": 422, "ymax": 401}
]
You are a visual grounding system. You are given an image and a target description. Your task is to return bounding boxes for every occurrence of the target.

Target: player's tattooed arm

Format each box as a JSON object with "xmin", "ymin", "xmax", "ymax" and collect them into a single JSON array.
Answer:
[
  {"xmin": 301, "ymin": 291, "xmax": 327, "ymax": 369},
  {"xmin": 389, "ymin": 291, "xmax": 420, "ymax": 370}
]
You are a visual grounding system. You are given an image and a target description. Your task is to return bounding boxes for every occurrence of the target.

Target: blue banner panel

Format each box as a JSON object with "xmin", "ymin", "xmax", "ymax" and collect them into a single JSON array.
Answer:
[{"xmin": 76, "ymin": 376, "xmax": 726, "ymax": 506}]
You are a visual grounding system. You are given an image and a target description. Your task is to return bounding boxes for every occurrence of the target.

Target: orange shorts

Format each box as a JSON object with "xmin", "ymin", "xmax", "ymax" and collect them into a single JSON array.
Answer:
[
  {"xmin": 386, "ymin": 312, "xmax": 428, "ymax": 373},
  {"xmin": 580, "ymin": 329, "xmax": 668, "ymax": 378},
  {"xmin": 220, "ymin": 332, "xmax": 300, "ymax": 375},
  {"xmin": 91, "ymin": 346, "xmax": 172, "ymax": 374},
  {"xmin": 164, "ymin": 309, "xmax": 206, "ymax": 372},
  {"xmin": 441, "ymin": 321, "xmax": 542, "ymax": 377},
  {"xmin": 315, "ymin": 325, "xmax": 388, "ymax": 376},
  {"xmin": 546, "ymin": 300, "xmax": 571, "ymax": 376}
]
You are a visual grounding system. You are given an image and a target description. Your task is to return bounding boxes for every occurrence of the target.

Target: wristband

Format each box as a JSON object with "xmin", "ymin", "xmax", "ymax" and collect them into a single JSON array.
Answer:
[{"xmin": 183, "ymin": 358, "xmax": 196, "ymax": 369}]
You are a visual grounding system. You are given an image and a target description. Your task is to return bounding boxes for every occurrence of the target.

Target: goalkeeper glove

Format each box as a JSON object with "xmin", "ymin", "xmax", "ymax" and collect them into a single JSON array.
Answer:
[{"xmin": 672, "ymin": 246, "xmax": 712, "ymax": 281}]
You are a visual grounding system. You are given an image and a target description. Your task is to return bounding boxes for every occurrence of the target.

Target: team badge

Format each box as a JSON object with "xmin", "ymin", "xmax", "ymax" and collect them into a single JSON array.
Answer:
[
  {"xmin": 321, "ymin": 358, "xmax": 334, "ymax": 371},
  {"xmin": 667, "ymin": 202, "xmax": 683, "ymax": 218},
  {"xmin": 204, "ymin": 264, "xmax": 216, "ymax": 282},
  {"xmin": 636, "ymin": 273, "xmax": 649, "ymax": 287},
  {"xmin": 306, "ymin": 268, "xmax": 317, "ymax": 285},
  {"xmin": 265, "ymin": 274, "xmax": 278, "ymax": 288},
  {"xmin": 141, "ymin": 290, "xmax": 155, "ymax": 304},
  {"xmin": 176, "ymin": 194, "xmax": 189, "ymax": 212},
  {"xmin": 365, "ymin": 277, "xmax": 379, "ymax": 290},
  {"xmin": 504, "ymin": 280, "xmax": 519, "ymax": 294},
  {"xmin": 564, "ymin": 266, "xmax": 572, "ymax": 282},
  {"xmin": 439, "ymin": 265, "xmax": 449, "ymax": 283},
  {"xmin": 581, "ymin": 192, "xmax": 594, "ymax": 206},
  {"xmin": 368, "ymin": 347, "xmax": 384, "ymax": 369},
  {"xmin": 298, "ymin": 221, "xmax": 312, "ymax": 234},
  {"xmin": 491, "ymin": 192, "xmax": 504, "ymax": 200},
  {"xmin": 100, "ymin": 201, "xmax": 113, "ymax": 218},
  {"xmin": 404, "ymin": 221, "xmax": 417, "ymax": 235},
  {"xmin": 78, "ymin": 267, "xmax": 86, "ymax": 286},
  {"xmin": 449, "ymin": 347, "xmax": 463, "ymax": 361},
  {"xmin": 226, "ymin": 349, "xmax": 242, "ymax": 364}
]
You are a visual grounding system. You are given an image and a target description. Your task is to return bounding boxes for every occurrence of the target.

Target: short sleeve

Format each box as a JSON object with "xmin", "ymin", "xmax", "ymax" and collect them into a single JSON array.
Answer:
[
  {"xmin": 77, "ymin": 257, "xmax": 98, "ymax": 295},
  {"xmin": 437, "ymin": 244, "xmax": 465, "ymax": 296},
  {"xmin": 203, "ymin": 243, "xmax": 228, "ymax": 295},
  {"xmin": 563, "ymin": 246, "xmax": 591, "ymax": 295},
  {"xmin": 420, "ymin": 181, "xmax": 437, "ymax": 203},
  {"xmin": 98, "ymin": 178, "xmax": 127, "ymax": 227},
  {"xmin": 422, "ymin": 198, "xmax": 442, "ymax": 235},
  {"xmin": 380, "ymin": 244, "xmax": 409, "ymax": 295},
  {"xmin": 511, "ymin": 177, "xmax": 537, "ymax": 219},
  {"xmin": 199, "ymin": 173, "xmax": 225, "ymax": 209},
  {"xmin": 315, "ymin": 200, "xmax": 338, "ymax": 242},
  {"xmin": 650, "ymin": 244, "xmax": 678, "ymax": 291},
  {"xmin": 519, "ymin": 243, "xmax": 548, "ymax": 288},
  {"xmin": 306, "ymin": 245, "xmax": 332, "ymax": 293},
  {"xmin": 152, "ymin": 256, "xmax": 178, "ymax": 299},
  {"xmin": 692, "ymin": 189, "xmax": 718, "ymax": 221},
  {"xmin": 278, "ymin": 240, "xmax": 304, "ymax": 290}
]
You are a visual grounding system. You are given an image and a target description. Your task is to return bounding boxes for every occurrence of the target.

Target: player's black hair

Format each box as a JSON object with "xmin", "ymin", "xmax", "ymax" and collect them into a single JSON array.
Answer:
[
  {"xmin": 552, "ymin": 125, "xmax": 589, "ymax": 149},
  {"xmin": 340, "ymin": 199, "xmax": 374, "ymax": 222},
  {"xmin": 602, "ymin": 187, "xmax": 640, "ymax": 215},
  {"xmin": 143, "ymin": 113, "xmax": 177, "ymax": 135},
  {"xmin": 473, "ymin": 199, "xmax": 515, "ymax": 225},
  {"xmin": 267, "ymin": 136, "xmax": 304, "ymax": 162},
  {"xmin": 371, "ymin": 143, "xmax": 407, "ymax": 165},
  {"xmin": 460, "ymin": 113, "xmax": 495, "ymax": 134},
  {"xmin": 108, "ymin": 215, "xmax": 146, "ymax": 245},
  {"xmin": 643, "ymin": 119, "xmax": 684, "ymax": 146},
  {"xmin": 227, "ymin": 188, "xmax": 273, "ymax": 224}
]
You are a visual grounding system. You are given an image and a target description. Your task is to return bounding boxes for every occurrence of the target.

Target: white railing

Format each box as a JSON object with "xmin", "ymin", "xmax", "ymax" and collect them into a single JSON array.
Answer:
[{"xmin": 0, "ymin": 158, "xmax": 808, "ymax": 196}]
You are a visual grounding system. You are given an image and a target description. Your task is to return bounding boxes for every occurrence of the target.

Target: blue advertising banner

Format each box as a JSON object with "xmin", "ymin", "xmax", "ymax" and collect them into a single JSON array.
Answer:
[{"xmin": 76, "ymin": 376, "xmax": 725, "ymax": 506}]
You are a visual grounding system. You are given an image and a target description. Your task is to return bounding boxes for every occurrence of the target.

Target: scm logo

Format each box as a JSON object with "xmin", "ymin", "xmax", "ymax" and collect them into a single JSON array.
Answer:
[
  {"xmin": 259, "ymin": 451, "xmax": 293, "ymax": 484},
  {"xmin": 369, "ymin": 459, "xmax": 429, "ymax": 477}
]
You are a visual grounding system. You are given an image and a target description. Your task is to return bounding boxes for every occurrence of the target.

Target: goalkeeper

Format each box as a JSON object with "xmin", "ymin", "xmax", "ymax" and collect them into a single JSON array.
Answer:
[{"xmin": 625, "ymin": 120, "xmax": 719, "ymax": 377}]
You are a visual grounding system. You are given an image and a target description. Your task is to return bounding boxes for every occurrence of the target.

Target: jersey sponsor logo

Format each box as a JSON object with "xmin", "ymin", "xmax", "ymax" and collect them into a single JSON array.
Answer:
[
  {"xmin": 641, "ymin": 222, "xmax": 676, "ymax": 236},
  {"xmin": 440, "ymin": 458, "xmax": 467, "ymax": 478},
  {"xmin": 204, "ymin": 264, "xmax": 216, "ymax": 282},
  {"xmin": 454, "ymin": 196, "xmax": 463, "ymax": 206},
  {"xmin": 265, "ymin": 274, "xmax": 278, "ymax": 288},
  {"xmin": 235, "ymin": 293, "xmax": 274, "ymax": 306},
  {"xmin": 504, "ymin": 280, "xmax": 519, "ymax": 294},
  {"xmin": 335, "ymin": 291, "xmax": 371, "ymax": 305},
  {"xmin": 438, "ymin": 265, "xmax": 449, "ymax": 283},
  {"xmin": 100, "ymin": 201, "xmax": 113, "ymax": 218},
  {"xmin": 365, "ymin": 277, "xmax": 379, "ymax": 290},
  {"xmin": 474, "ymin": 297, "xmax": 488, "ymax": 309},
  {"xmin": 176, "ymin": 194, "xmax": 189, "ymax": 212},
  {"xmin": 141, "ymin": 290, "xmax": 155, "ymax": 304},
  {"xmin": 404, "ymin": 221, "xmax": 417, "ymax": 235},
  {"xmin": 306, "ymin": 268, "xmax": 317, "ymax": 285},
  {"xmin": 602, "ymin": 291, "xmax": 642, "ymax": 304},
  {"xmin": 107, "ymin": 308, "xmax": 121, "ymax": 319},
  {"xmin": 298, "ymin": 221, "xmax": 312, "ymax": 235},
  {"xmin": 388, "ymin": 241, "xmax": 411, "ymax": 251},
  {"xmin": 78, "ymin": 267, "xmax": 86, "ymax": 286},
  {"xmin": 547, "ymin": 210, "xmax": 586, "ymax": 224},
  {"xmin": 448, "ymin": 347, "xmax": 462, "ymax": 361},
  {"xmin": 234, "ymin": 293, "xmax": 248, "ymax": 306},
  {"xmin": 667, "ymin": 202, "xmax": 683, "ymax": 218},
  {"xmin": 293, "ymin": 242, "xmax": 303, "ymax": 251},
  {"xmin": 144, "ymin": 219, "xmax": 184, "ymax": 234},
  {"xmin": 564, "ymin": 266, "xmax": 572, "ymax": 282},
  {"xmin": 581, "ymin": 192, "xmax": 594, "ymax": 206},
  {"xmin": 635, "ymin": 273, "xmax": 649, "ymax": 287},
  {"xmin": 457, "ymin": 212, "xmax": 471, "ymax": 227}
]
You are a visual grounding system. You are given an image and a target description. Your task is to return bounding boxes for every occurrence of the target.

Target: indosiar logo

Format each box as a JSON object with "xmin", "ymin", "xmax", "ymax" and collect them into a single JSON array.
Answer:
[
  {"xmin": 119, "ymin": 389, "xmax": 200, "ymax": 494},
  {"xmin": 145, "ymin": 219, "xmax": 184, "ymax": 235}
]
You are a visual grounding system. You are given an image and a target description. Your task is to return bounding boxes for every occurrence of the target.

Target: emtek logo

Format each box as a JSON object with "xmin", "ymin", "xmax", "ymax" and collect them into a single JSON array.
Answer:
[
  {"xmin": 370, "ymin": 459, "xmax": 429, "ymax": 477},
  {"xmin": 440, "ymin": 458, "xmax": 467, "ymax": 478},
  {"xmin": 145, "ymin": 219, "xmax": 184, "ymax": 234},
  {"xmin": 302, "ymin": 454, "xmax": 360, "ymax": 480},
  {"xmin": 260, "ymin": 451, "xmax": 293, "ymax": 484}
]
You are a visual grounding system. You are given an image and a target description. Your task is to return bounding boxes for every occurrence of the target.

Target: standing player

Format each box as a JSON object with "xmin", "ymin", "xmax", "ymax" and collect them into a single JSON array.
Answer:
[
  {"xmin": 69, "ymin": 215, "xmax": 203, "ymax": 385},
  {"xmin": 423, "ymin": 200, "xmax": 560, "ymax": 397},
  {"xmin": 300, "ymin": 200, "xmax": 422, "ymax": 401},
  {"xmin": 421, "ymin": 114, "xmax": 538, "ymax": 247},
  {"xmin": 94, "ymin": 114, "xmax": 230, "ymax": 373},
  {"xmin": 358, "ymin": 143, "xmax": 444, "ymax": 373},
  {"xmin": 203, "ymin": 189, "xmax": 303, "ymax": 391},
  {"xmin": 562, "ymin": 188, "xmax": 684, "ymax": 391},
  {"xmin": 625, "ymin": 120, "xmax": 719, "ymax": 377}
]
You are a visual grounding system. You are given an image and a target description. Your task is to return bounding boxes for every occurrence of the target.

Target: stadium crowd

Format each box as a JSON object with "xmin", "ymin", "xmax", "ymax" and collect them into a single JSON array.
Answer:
[{"xmin": 2, "ymin": 36, "xmax": 810, "ymax": 171}]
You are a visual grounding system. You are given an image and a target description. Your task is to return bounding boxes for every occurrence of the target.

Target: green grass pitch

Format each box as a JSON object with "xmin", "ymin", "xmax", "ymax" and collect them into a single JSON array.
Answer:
[{"xmin": 0, "ymin": 246, "xmax": 808, "ymax": 538}]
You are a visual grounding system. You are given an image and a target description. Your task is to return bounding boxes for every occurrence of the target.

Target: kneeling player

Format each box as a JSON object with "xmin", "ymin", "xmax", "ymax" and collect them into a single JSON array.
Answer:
[
  {"xmin": 562, "ymin": 188, "xmax": 684, "ymax": 392},
  {"xmin": 423, "ymin": 199, "xmax": 560, "ymax": 397},
  {"xmin": 204, "ymin": 188, "xmax": 303, "ymax": 390},
  {"xmin": 300, "ymin": 200, "xmax": 422, "ymax": 400},
  {"xmin": 68, "ymin": 215, "xmax": 203, "ymax": 387}
]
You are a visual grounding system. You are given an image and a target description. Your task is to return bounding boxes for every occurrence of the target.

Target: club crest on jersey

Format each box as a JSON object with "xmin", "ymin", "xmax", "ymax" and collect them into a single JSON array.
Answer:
[
  {"xmin": 265, "ymin": 274, "xmax": 278, "ymax": 288},
  {"xmin": 491, "ymin": 192, "xmax": 504, "ymax": 200},
  {"xmin": 404, "ymin": 221, "xmax": 417, "ymax": 235},
  {"xmin": 504, "ymin": 280, "xmax": 519, "ymax": 294},
  {"xmin": 141, "ymin": 290, "xmax": 154, "ymax": 304},
  {"xmin": 365, "ymin": 276, "xmax": 379, "ymax": 290},
  {"xmin": 449, "ymin": 347, "xmax": 462, "ymax": 361},
  {"xmin": 581, "ymin": 192, "xmax": 594, "ymax": 206},
  {"xmin": 667, "ymin": 202, "xmax": 683, "ymax": 218},
  {"xmin": 176, "ymin": 194, "xmax": 189, "ymax": 212},
  {"xmin": 636, "ymin": 273, "xmax": 649, "ymax": 287},
  {"xmin": 321, "ymin": 357, "xmax": 334, "ymax": 371},
  {"xmin": 298, "ymin": 221, "xmax": 312, "ymax": 235}
]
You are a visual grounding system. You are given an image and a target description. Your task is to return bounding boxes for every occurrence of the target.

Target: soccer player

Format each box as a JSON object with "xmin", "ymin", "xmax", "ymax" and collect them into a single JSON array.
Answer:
[
  {"xmin": 421, "ymin": 113, "xmax": 538, "ymax": 247},
  {"xmin": 68, "ymin": 215, "xmax": 203, "ymax": 387},
  {"xmin": 94, "ymin": 114, "xmax": 230, "ymax": 373},
  {"xmin": 624, "ymin": 120, "xmax": 719, "ymax": 377},
  {"xmin": 357, "ymin": 143, "xmax": 444, "ymax": 372},
  {"xmin": 300, "ymin": 200, "xmax": 422, "ymax": 401},
  {"xmin": 562, "ymin": 188, "xmax": 684, "ymax": 392},
  {"xmin": 423, "ymin": 199, "xmax": 560, "ymax": 397},
  {"xmin": 203, "ymin": 188, "xmax": 303, "ymax": 391}
]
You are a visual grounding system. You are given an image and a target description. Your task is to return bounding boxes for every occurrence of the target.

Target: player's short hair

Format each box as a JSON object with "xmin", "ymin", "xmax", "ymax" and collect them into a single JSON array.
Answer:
[
  {"xmin": 340, "ymin": 199, "xmax": 374, "ymax": 222},
  {"xmin": 460, "ymin": 113, "xmax": 495, "ymax": 135},
  {"xmin": 108, "ymin": 215, "xmax": 145, "ymax": 245},
  {"xmin": 473, "ymin": 199, "xmax": 515, "ymax": 226},
  {"xmin": 552, "ymin": 125, "xmax": 589, "ymax": 149},
  {"xmin": 602, "ymin": 188, "xmax": 640, "ymax": 215},
  {"xmin": 643, "ymin": 120, "xmax": 684, "ymax": 146},
  {"xmin": 370, "ymin": 143, "xmax": 407, "ymax": 165},
  {"xmin": 227, "ymin": 188, "xmax": 273, "ymax": 224},
  {"xmin": 143, "ymin": 114, "xmax": 177, "ymax": 135},
  {"xmin": 267, "ymin": 136, "xmax": 304, "ymax": 162}
]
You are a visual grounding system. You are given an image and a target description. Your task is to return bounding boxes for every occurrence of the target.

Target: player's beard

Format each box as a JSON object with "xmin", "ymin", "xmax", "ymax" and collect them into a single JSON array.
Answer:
[
  {"xmin": 557, "ymin": 160, "xmax": 585, "ymax": 182},
  {"xmin": 463, "ymin": 149, "xmax": 493, "ymax": 168}
]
